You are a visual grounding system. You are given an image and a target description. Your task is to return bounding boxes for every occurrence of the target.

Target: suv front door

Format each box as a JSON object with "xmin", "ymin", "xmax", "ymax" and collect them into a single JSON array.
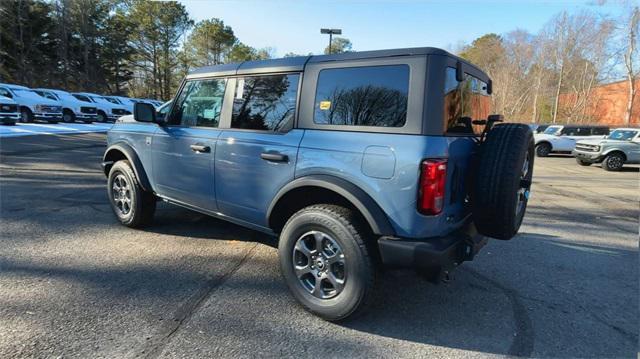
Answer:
[
  {"xmin": 215, "ymin": 74, "xmax": 303, "ymax": 228},
  {"xmin": 152, "ymin": 78, "xmax": 230, "ymax": 211}
]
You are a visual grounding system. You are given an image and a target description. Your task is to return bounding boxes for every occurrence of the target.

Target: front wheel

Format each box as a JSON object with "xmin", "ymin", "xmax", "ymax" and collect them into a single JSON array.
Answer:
[
  {"xmin": 278, "ymin": 204, "xmax": 376, "ymax": 321},
  {"xmin": 20, "ymin": 108, "xmax": 33, "ymax": 123},
  {"xmin": 535, "ymin": 143, "xmax": 551, "ymax": 157},
  {"xmin": 107, "ymin": 160, "xmax": 156, "ymax": 228},
  {"xmin": 97, "ymin": 111, "xmax": 107, "ymax": 123},
  {"xmin": 602, "ymin": 153, "xmax": 624, "ymax": 171}
]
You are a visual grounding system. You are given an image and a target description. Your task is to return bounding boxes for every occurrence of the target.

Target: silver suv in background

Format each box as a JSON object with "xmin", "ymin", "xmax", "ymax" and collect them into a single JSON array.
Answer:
[{"xmin": 573, "ymin": 128, "xmax": 640, "ymax": 171}]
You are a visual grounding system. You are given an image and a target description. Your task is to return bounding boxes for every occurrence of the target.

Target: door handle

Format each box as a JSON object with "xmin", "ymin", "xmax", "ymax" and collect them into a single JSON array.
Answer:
[
  {"xmin": 260, "ymin": 152, "xmax": 288, "ymax": 162},
  {"xmin": 190, "ymin": 144, "xmax": 210, "ymax": 153}
]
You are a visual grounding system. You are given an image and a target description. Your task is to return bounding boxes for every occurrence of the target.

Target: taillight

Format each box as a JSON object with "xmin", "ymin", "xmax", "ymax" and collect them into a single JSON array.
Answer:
[{"xmin": 418, "ymin": 159, "xmax": 447, "ymax": 215}]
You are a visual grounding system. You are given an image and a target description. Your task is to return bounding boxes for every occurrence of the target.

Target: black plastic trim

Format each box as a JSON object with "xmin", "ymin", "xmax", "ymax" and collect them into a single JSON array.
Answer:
[
  {"xmin": 102, "ymin": 142, "xmax": 152, "ymax": 191},
  {"xmin": 267, "ymin": 174, "xmax": 395, "ymax": 236}
]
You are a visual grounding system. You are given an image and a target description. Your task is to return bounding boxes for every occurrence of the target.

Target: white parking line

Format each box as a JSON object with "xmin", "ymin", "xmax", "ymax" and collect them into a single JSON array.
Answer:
[{"xmin": 0, "ymin": 122, "xmax": 112, "ymax": 138}]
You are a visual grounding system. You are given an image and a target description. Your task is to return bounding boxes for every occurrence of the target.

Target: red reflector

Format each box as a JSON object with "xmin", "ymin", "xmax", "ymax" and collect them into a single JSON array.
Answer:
[{"xmin": 418, "ymin": 159, "xmax": 447, "ymax": 215}]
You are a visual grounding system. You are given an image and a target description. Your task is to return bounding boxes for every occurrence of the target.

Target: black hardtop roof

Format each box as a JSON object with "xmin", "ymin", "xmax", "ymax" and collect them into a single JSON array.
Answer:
[{"xmin": 187, "ymin": 46, "xmax": 487, "ymax": 80}]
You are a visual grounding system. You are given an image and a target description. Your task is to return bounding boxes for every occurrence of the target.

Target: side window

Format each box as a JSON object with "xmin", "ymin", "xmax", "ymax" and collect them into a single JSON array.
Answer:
[
  {"xmin": 444, "ymin": 67, "xmax": 492, "ymax": 135},
  {"xmin": 0, "ymin": 88, "xmax": 13, "ymax": 98},
  {"xmin": 592, "ymin": 127, "xmax": 609, "ymax": 136},
  {"xmin": 231, "ymin": 74, "xmax": 299, "ymax": 131},
  {"xmin": 561, "ymin": 127, "xmax": 578, "ymax": 136},
  {"xmin": 314, "ymin": 65, "xmax": 409, "ymax": 127},
  {"xmin": 171, "ymin": 78, "xmax": 227, "ymax": 127}
]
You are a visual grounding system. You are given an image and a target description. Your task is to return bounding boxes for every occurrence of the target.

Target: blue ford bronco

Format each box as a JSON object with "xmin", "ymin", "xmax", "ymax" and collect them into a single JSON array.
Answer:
[{"xmin": 102, "ymin": 47, "xmax": 534, "ymax": 321}]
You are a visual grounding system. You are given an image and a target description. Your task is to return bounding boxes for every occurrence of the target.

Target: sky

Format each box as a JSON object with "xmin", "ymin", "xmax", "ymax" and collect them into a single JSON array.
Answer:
[{"xmin": 178, "ymin": 0, "xmax": 627, "ymax": 57}]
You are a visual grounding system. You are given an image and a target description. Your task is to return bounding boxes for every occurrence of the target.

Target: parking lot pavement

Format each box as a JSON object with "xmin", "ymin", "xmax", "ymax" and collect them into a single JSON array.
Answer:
[
  {"xmin": 0, "ymin": 134, "xmax": 637, "ymax": 358},
  {"xmin": 0, "ymin": 122, "xmax": 113, "ymax": 138}
]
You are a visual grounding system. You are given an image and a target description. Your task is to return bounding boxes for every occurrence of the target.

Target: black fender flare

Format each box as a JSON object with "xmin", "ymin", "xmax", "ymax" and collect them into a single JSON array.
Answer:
[
  {"xmin": 102, "ymin": 142, "xmax": 152, "ymax": 192},
  {"xmin": 267, "ymin": 175, "xmax": 395, "ymax": 236}
]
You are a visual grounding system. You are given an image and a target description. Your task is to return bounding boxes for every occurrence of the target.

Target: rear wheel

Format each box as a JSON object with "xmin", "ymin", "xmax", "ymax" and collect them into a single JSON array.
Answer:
[
  {"xmin": 472, "ymin": 124, "xmax": 534, "ymax": 240},
  {"xmin": 535, "ymin": 142, "xmax": 551, "ymax": 157},
  {"xmin": 575, "ymin": 158, "xmax": 591, "ymax": 166},
  {"xmin": 107, "ymin": 160, "xmax": 156, "ymax": 228},
  {"xmin": 602, "ymin": 153, "xmax": 624, "ymax": 171},
  {"xmin": 278, "ymin": 204, "xmax": 376, "ymax": 321}
]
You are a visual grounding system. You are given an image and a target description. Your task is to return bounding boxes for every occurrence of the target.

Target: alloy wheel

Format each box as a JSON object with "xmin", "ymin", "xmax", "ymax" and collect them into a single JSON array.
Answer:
[
  {"xmin": 111, "ymin": 174, "xmax": 132, "ymax": 215},
  {"xmin": 292, "ymin": 230, "xmax": 346, "ymax": 299}
]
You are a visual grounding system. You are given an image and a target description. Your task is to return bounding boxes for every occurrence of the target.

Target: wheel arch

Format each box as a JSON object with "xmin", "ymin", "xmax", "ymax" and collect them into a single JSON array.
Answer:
[
  {"xmin": 603, "ymin": 149, "xmax": 627, "ymax": 161},
  {"xmin": 102, "ymin": 142, "xmax": 152, "ymax": 192},
  {"xmin": 267, "ymin": 175, "xmax": 395, "ymax": 237},
  {"xmin": 536, "ymin": 140, "xmax": 552, "ymax": 150}
]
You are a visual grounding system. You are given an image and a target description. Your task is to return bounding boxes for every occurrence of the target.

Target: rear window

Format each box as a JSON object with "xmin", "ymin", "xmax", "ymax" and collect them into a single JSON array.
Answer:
[
  {"xmin": 444, "ymin": 67, "xmax": 491, "ymax": 135},
  {"xmin": 313, "ymin": 65, "xmax": 409, "ymax": 127}
]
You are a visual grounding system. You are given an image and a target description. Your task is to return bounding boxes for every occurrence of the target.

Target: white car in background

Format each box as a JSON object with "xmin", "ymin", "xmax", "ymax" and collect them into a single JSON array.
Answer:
[
  {"xmin": 110, "ymin": 96, "xmax": 137, "ymax": 113},
  {"xmin": 534, "ymin": 125, "xmax": 610, "ymax": 157},
  {"xmin": 0, "ymin": 95, "xmax": 20, "ymax": 125},
  {"xmin": 573, "ymin": 128, "xmax": 640, "ymax": 171},
  {"xmin": 72, "ymin": 92, "xmax": 130, "ymax": 122},
  {"xmin": 117, "ymin": 100, "xmax": 172, "ymax": 123},
  {"xmin": 34, "ymin": 88, "xmax": 98, "ymax": 123},
  {"xmin": 0, "ymin": 83, "xmax": 63, "ymax": 123}
]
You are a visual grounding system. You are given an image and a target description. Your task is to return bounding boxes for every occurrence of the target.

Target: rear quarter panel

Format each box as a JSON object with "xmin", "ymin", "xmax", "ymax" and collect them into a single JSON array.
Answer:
[{"xmin": 296, "ymin": 130, "xmax": 476, "ymax": 239}]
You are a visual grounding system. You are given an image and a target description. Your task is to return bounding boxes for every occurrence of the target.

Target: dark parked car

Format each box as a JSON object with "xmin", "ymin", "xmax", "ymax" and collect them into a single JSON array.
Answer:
[{"xmin": 101, "ymin": 47, "xmax": 533, "ymax": 320}]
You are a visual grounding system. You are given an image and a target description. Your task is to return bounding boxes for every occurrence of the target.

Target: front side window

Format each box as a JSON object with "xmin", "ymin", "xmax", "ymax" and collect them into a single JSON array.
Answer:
[
  {"xmin": 231, "ymin": 74, "xmax": 299, "ymax": 131},
  {"xmin": 314, "ymin": 65, "xmax": 409, "ymax": 127},
  {"xmin": 560, "ymin": 127, "xmax": 579, "ymax": 136},
  {"xmin": 444, "ymin": 67, "xmax": 491, "ymax": 135},
  {"xmin": 592, "ymin": 127, "xmax": 609, "ymax": 136},
  {"xmin": 172, "ymin": 78, "xmax": 227, "ymax": 127}
]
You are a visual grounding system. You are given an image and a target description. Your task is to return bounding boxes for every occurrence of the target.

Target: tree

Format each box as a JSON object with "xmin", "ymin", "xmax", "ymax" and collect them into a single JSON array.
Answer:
[
  {"xmin": 324, "ymin": 37, "xmax": 352, "ymax": 54},
  {"xmin": 623, "ymin": 6, "xmax": 639, "ymax": 125},
  {"xmin": 186, "ymin": 18, "xmax": 236, "ymax": 66},
  {"xmin": 129, "ymin": 0, "xmax": 192, "ymax": 99}
]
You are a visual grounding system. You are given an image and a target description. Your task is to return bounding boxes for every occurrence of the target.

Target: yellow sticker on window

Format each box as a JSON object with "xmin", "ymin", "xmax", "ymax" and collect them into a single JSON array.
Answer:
[{"xmin": 319, "ymin": 101, "xmax": 331, "ymax": 110}]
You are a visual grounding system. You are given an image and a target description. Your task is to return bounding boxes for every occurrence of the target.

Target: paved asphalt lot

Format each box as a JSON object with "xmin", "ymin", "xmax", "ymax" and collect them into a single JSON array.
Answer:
[
  {"xmin": 0, "ymin": 122, "xmax": 112, "ymax": 138},
  {"xmin": 0, "ymin": 133, "xmax": 638, "ymax": 358}
]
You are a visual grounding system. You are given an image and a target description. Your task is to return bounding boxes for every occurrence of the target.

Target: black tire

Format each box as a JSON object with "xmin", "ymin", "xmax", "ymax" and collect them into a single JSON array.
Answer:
[
  {"xmin": 602, "ymin": 153, "xmax": 624, "ymax": 171},
  {"xmin": 97, "ymin": 111, "xmax": 107, "ymax": 123},
  {"xmin": 62, "ymin": 109, "xmax": 75, "ymax": 123},
  {"xmin": 278, "ymin": 204, "xmax": 376, "ymax": 321},
  {"xmin": 472, "ymin": 123, "xmax": 534, "ymax": 240},
  {"xmin": 575, "ymin": 158, "xmax": 591, "ymax": 166},
  {"xmin": 535, "ymin": 142, "xmax": 551, "ymax": 157},
  {"xmin": 20, "ymin": 108, "xmax": 33, "ymax": 123},
  {"xmin": 107, "ymin": 160, "xmax": 156, "ymax": 228}
]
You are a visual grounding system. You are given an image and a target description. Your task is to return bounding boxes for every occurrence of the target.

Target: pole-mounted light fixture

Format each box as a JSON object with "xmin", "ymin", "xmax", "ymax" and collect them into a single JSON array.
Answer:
[{"xmin": 320, "ymin": 28, "xmax": 342, "ymax": 54}]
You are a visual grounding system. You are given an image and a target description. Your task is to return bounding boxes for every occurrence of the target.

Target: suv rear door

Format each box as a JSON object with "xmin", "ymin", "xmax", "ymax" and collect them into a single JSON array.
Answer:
[
  {"xmin": 214, "ymin": 74, "xmax": 302, "ymax": 228},
  {"xmin": 152, "ymin": 77, "xmax": 230, "ymax": 211}
]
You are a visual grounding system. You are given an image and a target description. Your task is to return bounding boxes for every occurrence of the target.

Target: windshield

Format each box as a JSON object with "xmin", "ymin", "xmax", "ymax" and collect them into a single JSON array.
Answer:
[
  {"xmin": 91, "ymin": 96, "xmax": 112, "ymax": 105},
  {"xmin": 543, "ymin": 126, "xmax": 562, "ymax": 135},
  {"xmin": 608, "ymin": 130, "xmax": 638, "ymax": 141},
  {"xmin": 13, "ymin": 88, "xmax": 43, "ymax": 99},
  {"xmin": 35, "ymin": 91, "xmax": 59, "ymax": 101},
  {"xmin": 73, "ymin": 94, "xmax": 92, "ymax": 102},
  {"xmin": 105, "ymin": 97, "xmax": 121, "ymax": 105}
]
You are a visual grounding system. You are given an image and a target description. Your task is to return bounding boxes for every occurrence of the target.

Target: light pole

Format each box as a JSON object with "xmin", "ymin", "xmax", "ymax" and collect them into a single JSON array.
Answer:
[{"xmin": 320, "ymin": 28, "xmax": 342, "ymax": 54}]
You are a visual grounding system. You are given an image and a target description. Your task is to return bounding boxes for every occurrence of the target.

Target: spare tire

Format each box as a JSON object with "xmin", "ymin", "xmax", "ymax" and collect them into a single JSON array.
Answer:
[{"xmin": 471, "ymin": 123, "xmax": 534, "ymax": 240}]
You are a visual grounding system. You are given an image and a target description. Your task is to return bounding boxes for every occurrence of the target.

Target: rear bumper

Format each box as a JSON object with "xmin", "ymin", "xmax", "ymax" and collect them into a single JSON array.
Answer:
[{"xmin": 378, "ymin": 223, "xmax": 487, "ymax": 278}]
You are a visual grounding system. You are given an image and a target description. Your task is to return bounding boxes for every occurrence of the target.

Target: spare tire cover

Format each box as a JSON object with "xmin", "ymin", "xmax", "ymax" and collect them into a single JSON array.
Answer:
[{"xmin": 471, "ymin": 123, "xmax": 534, "ymax": 240}]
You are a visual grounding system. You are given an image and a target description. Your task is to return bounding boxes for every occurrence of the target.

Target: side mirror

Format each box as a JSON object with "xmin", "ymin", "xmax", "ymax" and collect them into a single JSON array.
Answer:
[{"xmin": 134, "ymin": 102, "xmax": 156, "ymax": 123}]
